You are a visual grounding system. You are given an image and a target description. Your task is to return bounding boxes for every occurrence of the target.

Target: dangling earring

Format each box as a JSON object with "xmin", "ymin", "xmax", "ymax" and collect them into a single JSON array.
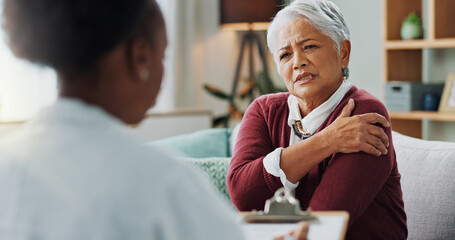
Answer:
[
  {"xmin": 342, "ymin": 67, "xmax": 349, "ymax": 80},
  {"xmin": 139, "ymin": 69, "xmax": 150, "ymax": 82}
]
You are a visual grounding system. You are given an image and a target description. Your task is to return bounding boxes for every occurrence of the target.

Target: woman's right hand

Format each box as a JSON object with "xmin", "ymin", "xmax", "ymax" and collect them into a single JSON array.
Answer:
[{"xmin": 323, "ymin": 99, "xmax": 390, "ymax": 156}]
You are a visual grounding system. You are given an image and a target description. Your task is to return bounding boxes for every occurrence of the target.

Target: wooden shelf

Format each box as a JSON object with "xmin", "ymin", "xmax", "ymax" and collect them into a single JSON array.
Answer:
[
  {"xmin": 383, "ymin": 0, "xmax": 455, "ymax": 139},
  {"xmin": 389, "ymin": 111, "xmax": 455, "ymax": 122},
  {"xmin": 385, "ymin": 39, "xmax": 455, "ymax": 49}
]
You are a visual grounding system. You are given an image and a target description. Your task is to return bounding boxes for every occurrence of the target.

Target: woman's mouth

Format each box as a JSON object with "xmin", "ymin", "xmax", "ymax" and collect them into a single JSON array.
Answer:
[{"xmin": 295, "ymin": 73, "xmax": 315, "ymax": 85}]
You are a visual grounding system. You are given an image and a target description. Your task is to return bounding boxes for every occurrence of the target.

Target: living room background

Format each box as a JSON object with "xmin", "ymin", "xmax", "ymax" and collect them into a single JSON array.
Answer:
[{"xmin": 0, "ymin": 0, "xmax": 454, "ymax": 141}]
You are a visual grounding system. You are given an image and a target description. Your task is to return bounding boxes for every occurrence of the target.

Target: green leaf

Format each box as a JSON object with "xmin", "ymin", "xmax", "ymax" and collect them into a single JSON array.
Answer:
[
  {"xmin": 277, "ymin": 86, "xmax": 288, "ymax": 92},
  {"xmin": 238, "ymin": 82, "xmax": 254, "ymax": 99},
  {"xmin": 212, "ymin": 114, "xmax": 229, "ymax": 127},
  {"xmin": 256, "ymin": 71, "xmax": 278, "ymax": 94},
  {"xmin": 203, "ymin": 84, "xmax": 230, "ymax": 99},
  {"xmin": 403, "ymin": 13, "xmax": 422, "ymax": 24}
]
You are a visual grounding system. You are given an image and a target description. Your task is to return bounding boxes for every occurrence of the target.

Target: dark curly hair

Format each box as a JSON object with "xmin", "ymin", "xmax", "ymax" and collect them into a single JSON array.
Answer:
[{"xmin": 2, "ymin": 0, "xmax": 161, "ymax": 75}]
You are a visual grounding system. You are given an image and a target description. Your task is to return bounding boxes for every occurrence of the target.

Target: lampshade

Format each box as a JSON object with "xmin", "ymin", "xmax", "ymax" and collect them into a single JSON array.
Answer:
[{"xmin": 220, "ymin": 0, "xmax": 280, "ymax": 31}]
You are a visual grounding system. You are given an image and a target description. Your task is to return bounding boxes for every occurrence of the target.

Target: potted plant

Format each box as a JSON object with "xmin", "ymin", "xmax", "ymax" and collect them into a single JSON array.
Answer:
[
  {"xmin": 400, "ymin": 12, "xmax": 423, "ymax": 40},
  {"xmin": 204, "ymin": 71, "xmax": 286, "ymax": 127}
]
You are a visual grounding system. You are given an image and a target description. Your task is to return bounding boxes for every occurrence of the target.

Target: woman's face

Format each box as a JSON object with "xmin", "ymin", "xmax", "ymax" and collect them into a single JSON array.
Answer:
[{"xmin": 275, "ymin": 18, "xmax": 350, "ymax": 108}]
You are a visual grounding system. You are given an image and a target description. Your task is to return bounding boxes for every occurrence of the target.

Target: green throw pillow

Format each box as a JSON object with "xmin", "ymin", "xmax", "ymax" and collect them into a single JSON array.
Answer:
[{"xmin": 180, "ymin": 157, "xmax": 233, "ymax": 208}]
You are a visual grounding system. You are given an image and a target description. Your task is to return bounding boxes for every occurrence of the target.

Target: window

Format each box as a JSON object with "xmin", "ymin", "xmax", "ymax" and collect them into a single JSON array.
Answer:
[{"xmin": 0, "ymin": 0, "xmax": 57, "ymax": 122}]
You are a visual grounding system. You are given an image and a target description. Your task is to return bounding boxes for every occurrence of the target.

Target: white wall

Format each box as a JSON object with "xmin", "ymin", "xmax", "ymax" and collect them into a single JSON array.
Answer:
[{"xmin": 330, "ymin": 0, "xmax": 382, "ymax": 99}]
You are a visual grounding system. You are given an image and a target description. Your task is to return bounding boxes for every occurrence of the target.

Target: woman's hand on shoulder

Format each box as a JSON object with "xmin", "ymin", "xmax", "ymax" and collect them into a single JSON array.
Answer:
[{"xmin": 323, "ymin": 99, "xmax": 390, "ymax": 156}]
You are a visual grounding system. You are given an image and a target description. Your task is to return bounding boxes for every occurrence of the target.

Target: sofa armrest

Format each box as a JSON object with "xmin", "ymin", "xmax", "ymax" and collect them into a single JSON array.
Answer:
[{"xmin": 147, "ymin": 128, "xmax": 231, "ymax": 158}]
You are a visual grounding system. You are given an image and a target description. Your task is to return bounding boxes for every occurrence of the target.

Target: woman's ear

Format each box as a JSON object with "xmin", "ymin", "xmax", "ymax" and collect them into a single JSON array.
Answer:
[
  {"xmin": 126, "ymin": 36, "xmax": 153, "ymax": 84},
  {"xmin": 339, "ymin": 40, "xmax": 351, "ymax": 69}
]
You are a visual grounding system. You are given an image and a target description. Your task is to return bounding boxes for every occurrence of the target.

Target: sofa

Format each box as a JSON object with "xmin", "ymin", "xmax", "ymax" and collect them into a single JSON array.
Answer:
[{"xmin": 149, "ymin": 127, "xmax": 455, "ymax": 239}]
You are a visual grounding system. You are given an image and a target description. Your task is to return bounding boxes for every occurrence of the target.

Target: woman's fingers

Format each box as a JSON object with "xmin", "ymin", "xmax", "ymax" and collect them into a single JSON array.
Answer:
[
  {"xmin": 293, "ymin": 222, "xmax": 309, "ymax": 240},
  {"xmin": 360, "ymin": 141, "xmax": 382, "ymax": 156},
  {"xmin": 273, "ymin": 222, "xmax": 309, "ymax": 240},
  {"xmin": 365, "ymin": 133, "xmax": 388, "ymax": 155},
  {"xmin": 367, "ymin": 125, "xmax": 389, "ymax": 148},
  {"xmin": 360, "ymin": 113, "xmax": 390, "ymax": 128},
  {"xmin": 339, "ymin": 99, "xmax": 355, "ymax": 117}
]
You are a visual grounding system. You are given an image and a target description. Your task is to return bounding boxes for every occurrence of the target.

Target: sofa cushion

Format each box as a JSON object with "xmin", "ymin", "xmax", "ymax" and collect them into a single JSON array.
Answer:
[
  {"xmin": 392, "ymin": 131, "xmax": 455, "ymax": 239},
  {"xmin": 180, "ymin": 157, "xmax": 232, "ymax": 207},
  {"xmin": 147, "ymin": 128, "xmax": 231, "ymax": 158}
]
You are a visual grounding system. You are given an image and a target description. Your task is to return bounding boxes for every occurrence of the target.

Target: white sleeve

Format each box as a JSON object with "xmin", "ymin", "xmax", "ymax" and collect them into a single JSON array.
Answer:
[
  {"xmin": 156, "ymin": 164, "xmax": 245, "ymax": 240},
  {"xmin": 263, "ymin": 148, "xmax": 299, "ymax": 193}
]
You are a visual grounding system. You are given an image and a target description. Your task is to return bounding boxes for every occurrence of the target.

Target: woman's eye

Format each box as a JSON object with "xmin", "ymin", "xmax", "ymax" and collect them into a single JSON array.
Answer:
[
  {"xmin": 280, "ymin": 53, "xmax": 291, "ymax": 60},
  {"xmin": 304, "ymin": 45, "xmax": 317, "ymax": 50}
]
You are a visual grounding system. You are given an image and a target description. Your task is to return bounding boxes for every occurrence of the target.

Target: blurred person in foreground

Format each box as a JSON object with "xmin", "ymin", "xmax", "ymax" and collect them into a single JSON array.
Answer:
[
  {"xmin": 227, "ymin": 0, "xmax": 407, "ymax": 239},
  {"xmin": 0, "ymin": 0, "xmax": 310, "ymax": 239}
]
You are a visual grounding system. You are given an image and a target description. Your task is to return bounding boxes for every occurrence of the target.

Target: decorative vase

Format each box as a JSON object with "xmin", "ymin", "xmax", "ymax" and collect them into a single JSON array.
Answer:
[
  {"xmin": 400, "ymin": 22, "xmax": 423, "ymax": 40},
  {"xmin": 423, "ymin": 93, "xmax": 440, "ymax": 111}
]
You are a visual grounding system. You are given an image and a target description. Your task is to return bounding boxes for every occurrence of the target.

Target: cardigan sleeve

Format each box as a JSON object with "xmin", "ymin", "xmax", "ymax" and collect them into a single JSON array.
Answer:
[
  {"xmin": 227, "ymin": 97, "xmax": 284, "ymax": 211},
  {"xmin": 308, "ymin": 98, "xmax": 395, "ymax": 226}
]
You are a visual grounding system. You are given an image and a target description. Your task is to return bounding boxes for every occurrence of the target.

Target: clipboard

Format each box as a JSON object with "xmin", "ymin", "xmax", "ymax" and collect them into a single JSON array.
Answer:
[
  {"xmin": 241, "ymin": 188, "xmax": 349, "ymax": 240},
  {"xmin": 242, "ymin": 187, "xmax": 318, "ymax": 223}
]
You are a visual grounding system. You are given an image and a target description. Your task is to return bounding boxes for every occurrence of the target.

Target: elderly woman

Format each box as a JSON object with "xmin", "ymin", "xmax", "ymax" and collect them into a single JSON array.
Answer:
[{"xmin": 227, "ymin": 0, "xmax": 407, "ymax": 239}]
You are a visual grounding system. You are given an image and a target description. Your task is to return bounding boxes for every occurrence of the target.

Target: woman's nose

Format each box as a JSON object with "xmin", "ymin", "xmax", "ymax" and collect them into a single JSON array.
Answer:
[{"xmin": 293, "ymin": 52, "xmax": 307, "ymax": 70}]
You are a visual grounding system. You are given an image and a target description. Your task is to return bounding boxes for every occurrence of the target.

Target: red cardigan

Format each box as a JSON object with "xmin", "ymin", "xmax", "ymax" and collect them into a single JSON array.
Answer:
[{"xmin": 227, "ymin": 86, "xmax": 407, "ymax": 239}]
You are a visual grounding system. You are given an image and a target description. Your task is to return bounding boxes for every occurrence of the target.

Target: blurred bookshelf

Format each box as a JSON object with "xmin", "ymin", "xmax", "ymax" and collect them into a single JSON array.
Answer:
[{"xmin": 383, "ymin": 0, "xmax": 455, "ymax": 138}]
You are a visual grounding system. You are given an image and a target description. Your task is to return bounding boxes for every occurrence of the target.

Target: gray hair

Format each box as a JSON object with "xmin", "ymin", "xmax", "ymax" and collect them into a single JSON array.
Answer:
[{"xmin": 267, "ymin": 0, "xmax": 350, "ymax": 78}]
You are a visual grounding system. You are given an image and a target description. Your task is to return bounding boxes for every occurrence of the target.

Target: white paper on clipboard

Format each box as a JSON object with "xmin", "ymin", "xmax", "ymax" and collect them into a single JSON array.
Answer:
[{"xmin": 242, "ymin": 213, "xmax": 347, "ymax": 240}]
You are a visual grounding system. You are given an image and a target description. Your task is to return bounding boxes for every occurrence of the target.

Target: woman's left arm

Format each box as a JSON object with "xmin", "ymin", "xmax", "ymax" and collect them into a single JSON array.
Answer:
[{"xmin": 308, "ymin": 100, "xmax": 395, "ymax": 225}]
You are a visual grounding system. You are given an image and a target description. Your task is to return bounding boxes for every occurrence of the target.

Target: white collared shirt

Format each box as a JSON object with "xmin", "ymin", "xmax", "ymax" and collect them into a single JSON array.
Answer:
[
  {"xmin": 0, "ymin": 98, "xmax": 244, "ymax": 240},
  {"xmin": 263, "ymin": 81, "xmax": 352, "ymax": 192}
]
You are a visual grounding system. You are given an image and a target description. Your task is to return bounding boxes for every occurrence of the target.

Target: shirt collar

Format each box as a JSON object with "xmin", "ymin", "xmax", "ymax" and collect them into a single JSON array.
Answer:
[
  {"xmin": 31, "ymin": 97, "xmax": 124, "ymax": 128},
  {"xmin": 287, "ymin": 81, "xmax": 352, "ymax": 136}
]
